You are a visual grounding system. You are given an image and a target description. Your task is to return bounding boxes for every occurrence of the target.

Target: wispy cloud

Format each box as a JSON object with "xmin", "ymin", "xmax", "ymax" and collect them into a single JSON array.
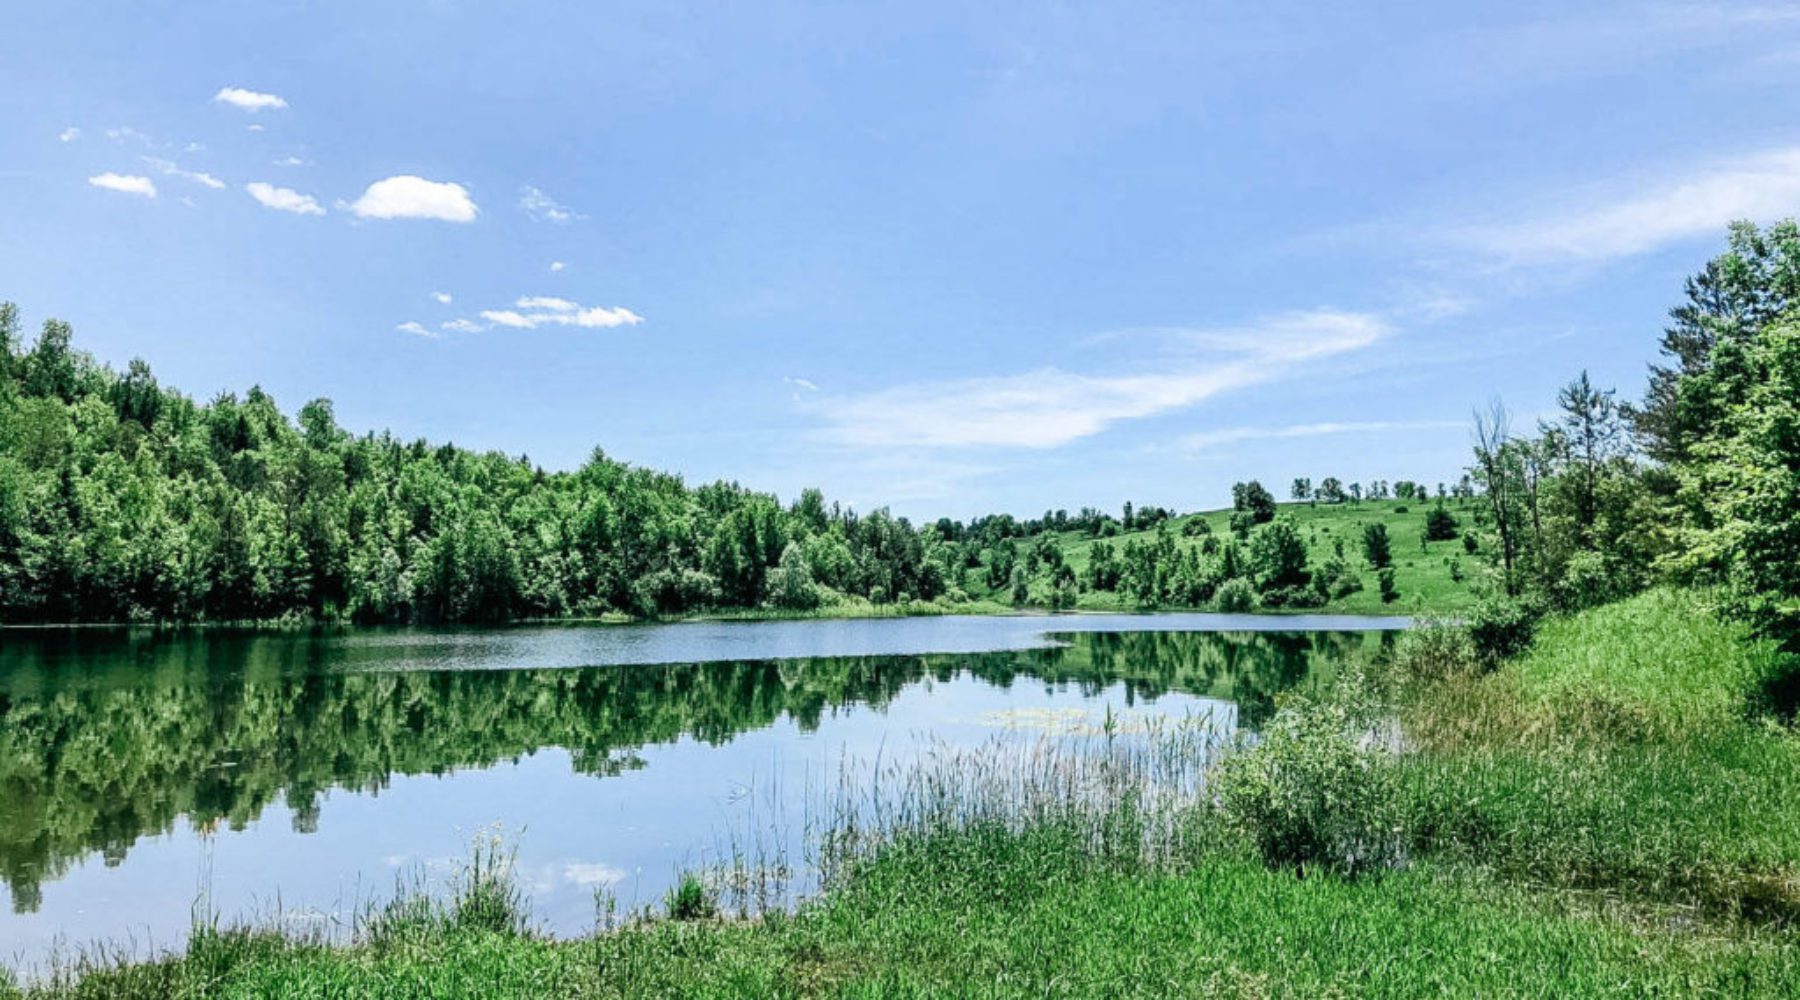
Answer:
[
  {"xmin": 395, "ymin": 321, "xmax": 436, "ymax": 338},
  {"xmin": 549, "ymin": 260, "xmax": 566, "ymax": 272},
  {"xmin": 273, "ymin": 155, "xmax": 309, "ymax": 167},
  {"xmin": 519, "ymin": 185, "xmax": 580, "ymax": 223},
  {"xmin": 143, "ymin": 156, "xmax": 225, "ymax": 190},
  {"xmin": 213, "ymin": 86, "xmax": 288, "ymax": 112},
  {"xmin": 246, "ymin": 181, "xmax": 324, "ymax": 215},
  {"xmin": 105, "ymin": 126, "xmax": 157, "ymax": 147},
  {"xmin": 1176, "ymin": 419, "xmax": 1463, "ymax": 452},
  {"xmin": 515, "ymin": 296, "xmax": 577, "ymax": 311},
  {"xmin": 88, "ymin": 172, "xmax": 156, "ymax": 198},
  {"xmin": 562, "ymin": 862, "xmax": 627, "ymax": 887},
  {"xmin": 437, "ymin": 295, "xmax": 644, "ymax": 334},
  {"xmin": 347, "ymin": 175, "xmax": 477, "ymax": 222},
  {"xmin": 1453, "ymin": 146, "xmax": 1800, "ymax": 264},
  {"xmin": 478, "ymin": 296, "xmax": 642, "ymax": 330},
  {"xmin": 432, "ymin": 291, "xmax": 453, "ymax": 305},
  {"xmin": 815, "ymin": 310, "xmax": 1389, "ymax": 450},
  {"xmin": 58, "ymin": 126, "xmax": 80, "ymax": 143},
  {"xmin": 784, "ymin": 376, "xmax": 819, "ymax": 402}
]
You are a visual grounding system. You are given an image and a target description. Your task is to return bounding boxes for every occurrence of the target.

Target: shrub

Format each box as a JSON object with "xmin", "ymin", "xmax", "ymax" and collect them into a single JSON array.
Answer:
[
  {"xmin": 1550, "ymin": 550, "xmax": 1638, "ymax": 612},
  {"xmin": 666, "ymin": 873, "xmax": 717, "ymax": 921},
  {"xmin": 1424, "ymin": 504, "xmax": 1460, "ymax": 541},
  {"xmin": 1258, "ymin": 584, "xmax": 1323, "ymax": 609},
  {"xmin": 1378, "ymin": 568, "xmax": 1399, "ymax": 603},
  {"xmin": 1249, "ymin": 518, "xmax": 1310, "ymax": 591},
  {"xmin": 765, "ymin": 542, "xmax": 821, "ymax": 610},
  {"xmin": 1228, "ymin": 509, "xmax": 1256, "ymax": 539},
  {"xmin": 1466, "ymin": 595, "xmax": 1542, "ymax": 666},
  {"xmin": 1363, "ymin": 523, "xmax": 1392, "ymax": 569},
  {"xmin": 1213, "ymin": 697, "xmax": 1404, "ymax": 877},
  {"xmin": 1214, "ymin": 577, "xmax": 1255, "ymax": 613},
  {"xmin": 1311, "ymin": 556, "xmax": 1362, "ymax": 602},
  {"xmin": 1392, "ymin": 619, "xmax": 1478, "ymax": 681}
]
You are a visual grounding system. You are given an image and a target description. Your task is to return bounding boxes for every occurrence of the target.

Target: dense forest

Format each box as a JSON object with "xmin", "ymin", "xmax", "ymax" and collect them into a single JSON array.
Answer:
[
  {"xmin": 0, "ymin": 302, "xmax": 1435, "ymax": 624},
  {"xmin": 2, "ymin": 219, "xmax": 1797, "ymax": 638}
]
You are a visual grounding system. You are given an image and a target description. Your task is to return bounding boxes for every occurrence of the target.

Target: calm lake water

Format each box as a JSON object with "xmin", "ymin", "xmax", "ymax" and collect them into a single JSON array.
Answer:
[{"xmin": 0, "ymin": 612, "xmax": 1404, "ymax": 970}]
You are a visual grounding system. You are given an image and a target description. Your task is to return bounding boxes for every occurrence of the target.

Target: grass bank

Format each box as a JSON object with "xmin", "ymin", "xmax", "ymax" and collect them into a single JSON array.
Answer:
[
  {"xmin": 10, "ymin": 588, "xmax": 1796, "ymax": 997},
  {"xmin": 1045, "ymin": 500, "xmax": 1480, "ymax": 617}
]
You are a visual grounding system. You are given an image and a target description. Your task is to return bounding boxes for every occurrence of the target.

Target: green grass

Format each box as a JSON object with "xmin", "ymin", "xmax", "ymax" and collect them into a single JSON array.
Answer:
[
  {"xmin": 1040, "ymin": 500, "xmax": 1480, "ymax": 617},
  {"xmin": 14, "ymin": 585, "xmax": 1800, "ymax": 997},
  {"xmin": 1398, "ymin": 588, "xmax": 1800, "ymax": 922},
  {"xmin": 14, "ymin": 828, "xmax": 1797, "ymax": 998}
]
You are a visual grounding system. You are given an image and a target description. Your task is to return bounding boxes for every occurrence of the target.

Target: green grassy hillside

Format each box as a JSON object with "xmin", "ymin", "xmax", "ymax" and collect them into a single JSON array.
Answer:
[{"xmin": 1009, "ymin": 500, "xmax": 1483, "ymax": 617}]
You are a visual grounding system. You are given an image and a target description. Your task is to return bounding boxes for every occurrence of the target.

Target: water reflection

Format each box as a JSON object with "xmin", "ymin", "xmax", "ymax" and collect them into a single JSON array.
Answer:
[{"xmin": 0, "ymin": 627, "xmax": 1387, "ymax": 916}]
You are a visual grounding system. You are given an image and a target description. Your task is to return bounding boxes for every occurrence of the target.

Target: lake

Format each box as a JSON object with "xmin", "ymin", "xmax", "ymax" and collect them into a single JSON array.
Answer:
[{"xmin": 0, "ymin": 612, "xmax": 1405, "ymax": 970}]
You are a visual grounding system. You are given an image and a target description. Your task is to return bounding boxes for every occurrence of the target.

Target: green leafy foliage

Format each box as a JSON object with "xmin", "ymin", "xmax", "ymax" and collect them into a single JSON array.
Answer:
[
  {"xmin": 0, "ymin": 309, "xmax": 959, "ymax": 624},
  {"xmin": 1213, "ymin": 694, "xmax": 1404, "ymax": 877}
]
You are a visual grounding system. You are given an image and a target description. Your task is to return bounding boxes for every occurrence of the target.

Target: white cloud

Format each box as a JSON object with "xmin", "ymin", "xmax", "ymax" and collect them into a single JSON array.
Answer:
[
  {"xmin": 562, "ymin": 863, "xmax": 626, "ymax": 887},
  {"xmin": 88, "ymin": 172, "xmax": 156, "ymax": 198},
  {"xmin": 784, "ymin": 375, "xmax": 820, "ymax": 402},
  {"xmin": 549, "ymin": 260, "xmax": 566, "ymax": 272},
  {"xmin": 1455, "ymin": 146, "xmax": 1800, "ymax": 264},
  {"xmin": 395, "ymin": 321, "xmax": 436, "ymax": 338},
  {"xmin": 480, "ymin": 310, "xmax": 534, "ymax": 329},
  {"xmin": 519, "ymin": 185, "xmax": 580, "ymax": 223},
  {"xmin": 274, "ymin": 156, "xmax": 309, "ymax": 167},
  {"xmin": 213, "ymin": 86, "xmax": 288, "ymax": 112},
  {"xmin": 348, "ymin": 175, "xmax": 478, "ymax": 222},
  {"xmin": 143, "ymin": 156, "xmax": 225, "ymax": 190},
  {"xmin": 245, "ymin": 181, "xmax": 325, "ymax": 215},
  {"xmin": 817, "ymin": 310, "xmax": 1388, "ymax": 450},
  {"xmin": 1176, "ymin": 420, "xmax": 1463, "ymax": 452},
  {"xmin": 469, "ymin": 297, "xmax": 644, "ymax": 331},
  {"xmin": 58, "ymin": 127, "xmax": 80, "ymax": 143},
  {"xmin": 246, "ymin": 124, "xmax": 266, "ymax": 133},
  {"xmin": 515, "ymin": 295, "xmax": 577, "ymax": 311},
  {"xmin": 433, "ymin": 291, "xmax": 453, "ymax": 304},
  {"xmin": 441, "ymin": 318, "xmax": 484, "ymax": 333},
  {"xmin": 105, "ymin": 126, "xmax": 156, "ymax": 147}
]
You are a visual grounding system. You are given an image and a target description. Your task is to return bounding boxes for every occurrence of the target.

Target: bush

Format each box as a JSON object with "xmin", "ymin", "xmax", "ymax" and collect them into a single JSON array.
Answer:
[
  {"xmin": 1249, "ymin": 518, "xmax": 1310, "ymax": 591},
  {"xmin": 1466, "ymin": 595, "xmax": 1542, "ymax": 666},
  {"xmin": 1550, "ymin": 550, "xmax": 1638, "ymax": 612},
  {"xmin": 1363, "ymin": 523, "xmax": 1393, "ymax": 569},
  {"xmin": 765, "ymin": 542, "xmax": 821, "ymax": 610},
  {"xmin": 1424, "ymin": 504, "xmax": 1460, "ymax": 541},
  {"xmin": 1392, "ymin": 619, "xmax": 1478, "ymax": 681},
  {"xmin": 1312, "ymin": 555, "xmax": 1363, "ymax": 601},
  {"xmin": 1378, "ymin": 568, "xmax": 1399, "ymax": 603},
  {"xmin": 666, "ymin": 873, "xmax": 717, "ymax": 921},
  {"xmin": 1258, "ymin": 584, "xmax": 1323, "ymax": 609},
  {"xmin": 1214, "ymin": 577, "xmax": 1255, "ymax": 613},
  {"xmin": 1213, "ymin": 696, "xmax": 1404, "ymax": 877}
]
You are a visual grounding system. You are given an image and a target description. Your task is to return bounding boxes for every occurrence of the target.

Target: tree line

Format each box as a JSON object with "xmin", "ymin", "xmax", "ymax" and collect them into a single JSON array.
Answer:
[
  {"xmin": 1461, "ymin": 219, "xmax": 1800, "ymax": 654},
  {"xmin": 0, "ymin": 303, "xmax": 1463, "ymax": 624}
]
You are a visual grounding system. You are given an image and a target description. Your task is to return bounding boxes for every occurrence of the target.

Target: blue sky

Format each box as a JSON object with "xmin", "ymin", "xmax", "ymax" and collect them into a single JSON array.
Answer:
[{"xmin": 6, "ymin": 2, "xmax": 1800, "ymax": 519}]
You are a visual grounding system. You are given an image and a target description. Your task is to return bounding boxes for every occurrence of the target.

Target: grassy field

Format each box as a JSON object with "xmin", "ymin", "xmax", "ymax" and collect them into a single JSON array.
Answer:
[
  {"xmin": 1034, "ymin": 500, "xmax": 1482, "ymax": 616},
  {"xmin": 10, "ymin": 587, "xmax": 1796, "ymax": 998}
]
